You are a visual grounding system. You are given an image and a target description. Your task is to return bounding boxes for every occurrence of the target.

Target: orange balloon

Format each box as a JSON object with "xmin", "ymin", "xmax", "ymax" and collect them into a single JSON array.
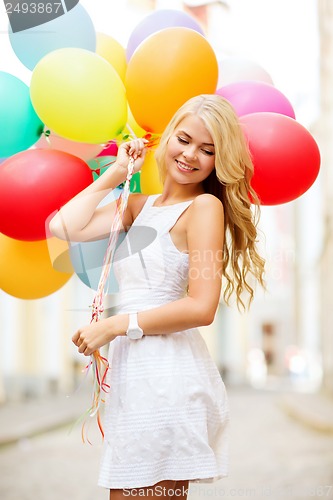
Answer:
[
  {"xmin": 0, "ymin": 234, "xmax": 73, "ymax": 299},
  {"xmin": 125, "ymin": 27, "xmax": 218, "ymax": 133},
  {"xmin": 140, "ymin": 150, "xmax": 163, "ymax": 195}
]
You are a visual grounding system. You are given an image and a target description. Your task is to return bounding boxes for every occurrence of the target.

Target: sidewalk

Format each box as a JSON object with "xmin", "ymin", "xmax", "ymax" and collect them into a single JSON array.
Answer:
[
  {"xmin": 0, "ymin": 385, "xmax": 333, "ymax": 448},
  {"xmin": 1, "ymin": 385, "xmax": 333, "ymax": 500},
  {"xmin": 278, "ymin": 389, "xmax": 333, "ymax": 433},
  {"xmin": 0, "ymin": 389, "xmax": 90, "ymax": 447}
]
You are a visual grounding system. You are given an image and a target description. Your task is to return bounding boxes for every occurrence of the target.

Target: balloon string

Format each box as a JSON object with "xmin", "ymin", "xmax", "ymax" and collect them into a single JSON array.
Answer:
[
  {"xmin": 80, "ymin": 156, "xmax": 135, "ymax": 444},
  {"xmin": 78, "ymin": 135, "xmax": 160, "ymax": 444}
]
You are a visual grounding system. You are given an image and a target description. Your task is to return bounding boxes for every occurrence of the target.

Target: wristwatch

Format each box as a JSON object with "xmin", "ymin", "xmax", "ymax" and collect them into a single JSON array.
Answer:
[{"xmin": 126, "ymin": 312, "xmax": 144, "ymax": 340}]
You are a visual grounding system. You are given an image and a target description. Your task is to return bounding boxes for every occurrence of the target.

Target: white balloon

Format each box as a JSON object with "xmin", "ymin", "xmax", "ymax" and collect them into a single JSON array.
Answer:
[{"xmin": 217, "ymin": 55, "xmax": 274, "ymax": 88}]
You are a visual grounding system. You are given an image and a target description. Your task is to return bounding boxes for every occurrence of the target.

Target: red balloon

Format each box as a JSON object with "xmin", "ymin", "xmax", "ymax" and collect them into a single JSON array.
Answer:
[
  {"xmin": 0, "ymin": 149, "xmax": 93, "ymax": 241},
  {"xmin": 240, "ymin": 113, "xmax": 321, "ymax": 205}
]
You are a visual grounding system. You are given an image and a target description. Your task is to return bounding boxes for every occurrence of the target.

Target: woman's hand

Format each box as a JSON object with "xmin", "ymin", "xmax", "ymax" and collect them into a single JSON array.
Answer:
[
  {"xmin": 115, "ymin": 138, "xmax": 148, "ymax": 175},
  {"xmin": 72, "ymin": 318, "xmax": 116, "ymax": 356},
  {"xmin": 72, "ymin": 314, "xmax": 129, "ymax": 356}
]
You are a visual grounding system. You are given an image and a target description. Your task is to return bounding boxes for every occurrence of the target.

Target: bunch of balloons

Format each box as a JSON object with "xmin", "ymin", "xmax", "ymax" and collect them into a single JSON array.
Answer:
[{"xmin": 0, "ymin": 6, "xmax": 320, "ymax": 299}]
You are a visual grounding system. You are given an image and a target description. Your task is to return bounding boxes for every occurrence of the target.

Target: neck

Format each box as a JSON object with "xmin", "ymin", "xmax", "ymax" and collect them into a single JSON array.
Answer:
[{"xmin": 158, "ymin": 176, "xmax": 205, "ymax": 203}]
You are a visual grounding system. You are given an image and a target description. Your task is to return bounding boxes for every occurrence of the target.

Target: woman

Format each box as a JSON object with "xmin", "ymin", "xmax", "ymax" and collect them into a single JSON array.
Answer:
[{"xmin": 49, "ymin": 94, "xmax": 265, "ymax": 499}]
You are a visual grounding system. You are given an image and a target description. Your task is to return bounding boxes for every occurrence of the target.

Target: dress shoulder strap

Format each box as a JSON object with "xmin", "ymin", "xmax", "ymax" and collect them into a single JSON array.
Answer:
[
  {"xmin": 162, "ymin": 200, "xmax": 194, "ymax": 233},
  {"xmin": 132, "ymin": 194, "xmax": 160, "ymax": 225}
]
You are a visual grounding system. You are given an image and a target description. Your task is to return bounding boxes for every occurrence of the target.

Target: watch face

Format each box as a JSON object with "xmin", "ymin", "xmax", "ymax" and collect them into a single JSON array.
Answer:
[{"xmin": 127, "ymin": 328, "xmax": 143, "ymax": 340}]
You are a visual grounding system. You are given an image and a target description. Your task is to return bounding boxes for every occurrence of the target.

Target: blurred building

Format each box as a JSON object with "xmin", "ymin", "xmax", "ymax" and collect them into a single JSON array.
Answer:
[
  {"xmin": 0, "ymin": 0, "xmax": 330, "ymax": 402},
  {"xmin": 318, "ymin": 0, "xmax": 333, "ymax": 395}
]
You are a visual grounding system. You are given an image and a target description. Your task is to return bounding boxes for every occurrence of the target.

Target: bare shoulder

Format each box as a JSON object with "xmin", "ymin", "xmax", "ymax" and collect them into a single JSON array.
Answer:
[
  {"xmin": 189, "ymin": 194, "xmax": 224, "ymax": 222},
  {"xmin": 187, "ymin": 194, "xmax": 224, "ymax": 256}
]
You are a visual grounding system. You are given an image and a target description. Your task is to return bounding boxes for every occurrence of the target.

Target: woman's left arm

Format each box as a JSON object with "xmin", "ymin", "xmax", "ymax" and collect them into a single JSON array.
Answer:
[{"xmin": 73, "ymin": 194, "xmax": 224, "ymax": 355}]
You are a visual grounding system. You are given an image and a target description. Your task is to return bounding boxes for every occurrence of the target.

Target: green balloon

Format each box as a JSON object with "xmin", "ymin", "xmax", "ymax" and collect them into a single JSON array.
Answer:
[
  {"xmin": 88, "ymin": 156, "xmax": 116, "ymax": 181},
  {"xmin": 0, "ymin": 72, "xmax": 44, "ymax": 157},
  {"xmin": 130, "ymin": 171, "xmax": 141, "ymax": 193},
  {"xmin": 88, "ymin": 156, "xmax": 141, "ymax": 190}
]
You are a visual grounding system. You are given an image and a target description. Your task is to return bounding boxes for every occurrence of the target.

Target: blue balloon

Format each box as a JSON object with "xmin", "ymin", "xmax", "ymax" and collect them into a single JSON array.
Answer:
[
  {"xmin": 69, "ymin": 234, "xmax": 126, "ymax": 293},
  {"xmin": 69, "ymin": 188, "xmax": 123, "ymax": 292},
  {"xmin": 68, "ymin": 187, "xmax": 158, "ymax": 293},
  {"xmin": 9, "ymin": 4, "xmax": 96, "ymax": 70},
  {"xmin": 0, "ymin": 72, "xmax": 43, "ymax": 157},
  {"xmin": 70, "ymin": 223, "xmax": 157, "ymax": 292}
]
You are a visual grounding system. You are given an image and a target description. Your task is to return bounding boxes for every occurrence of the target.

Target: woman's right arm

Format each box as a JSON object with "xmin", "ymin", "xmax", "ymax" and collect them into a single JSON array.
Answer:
[{"xmin": 49, "ymin": 139, "xmax": 147, "ymax": 242}]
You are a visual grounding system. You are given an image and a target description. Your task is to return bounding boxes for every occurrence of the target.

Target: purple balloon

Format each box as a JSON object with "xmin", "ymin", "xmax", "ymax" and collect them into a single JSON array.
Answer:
[
  {"xmin": 126, "ymin": 9, "xmax": 205, "ymax": 61},
  {"xmin": 216, "ymin": 80, "xmax": 296, "ymax": 119}
]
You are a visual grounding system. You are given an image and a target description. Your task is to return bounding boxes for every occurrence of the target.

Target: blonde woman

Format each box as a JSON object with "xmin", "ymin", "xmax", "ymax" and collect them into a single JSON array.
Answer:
[{"xmin": 50, "ymin": 94, "xmax": 265, "ymax": 499}]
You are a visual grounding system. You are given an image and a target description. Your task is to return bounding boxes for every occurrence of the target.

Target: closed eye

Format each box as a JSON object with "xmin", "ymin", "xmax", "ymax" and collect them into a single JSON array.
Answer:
[
  {"xmin": 202, "ymin": 149, "xmax": 214, "ymax": 156},
  {"xmin": 177, "ymin": 136, "xmax": 189, "ymax": 144}
]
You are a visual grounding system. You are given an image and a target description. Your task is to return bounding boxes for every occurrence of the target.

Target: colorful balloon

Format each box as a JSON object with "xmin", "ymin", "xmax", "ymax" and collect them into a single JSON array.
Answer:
[
  {"xmin": 130, "ymin": 172, "xmax": 141, "ymax": 193},
  {"xmin": 0, "ymin": 72, "xmax": 43, "ymax": 157},
  {"xmin": 126, "ymin": 9, "xmax": 205, "ymax": 60},
  {"xmin": 30, "ymin": 48, "xmax": 127, "ymax": 143},
  {"xmin": 240, "ymin": 113, "xmax": 321, "ymax": 205},
  {"xmin": 0, "ymin": 235, "xmax": 73, "ymax": 299},
  {"xmin": 34, "ymin": 127, "xmax": 104, "ymax": 161},
  {"xmin": 126, "ymin": 27, "xmax": 218, "ymax": 133},
  {"xmin": 140, "ymin": 151, "xmax": 163, "ymax": 194},
  {"xmin": 0, "ymin": 149, "xmax": 93, "ymax": 241},
  {"xmin": 120, "ymin": 105, "xmax": 148, "ymax": 140},
  {"xmin": 70, "ymin": 236, "xmax": 119, "ymax": 292},
  {"xmin": 97, "ymin": 141, "xmax": 118, "ymax": 158},
  {"xmin": 88, "ymin": 156, "xmax": 117, "ymax": 181},
  {"xmin": 69, "ymin": 188, "xmax": 123, "ymax": 291},
  {"xmin": 217, "ymin": 56, "xmax": 274, "ymax": 87},
  {"xmin": 8, "ymin": 4, "xmax": 96, "ymax": 71},
  {"xmin": 96, "ymin": 32, "xmax": 127, "ymax": 81},
  {"xmin": 217, "ymin": 81, "xmax": 295, "ymax": 118}
]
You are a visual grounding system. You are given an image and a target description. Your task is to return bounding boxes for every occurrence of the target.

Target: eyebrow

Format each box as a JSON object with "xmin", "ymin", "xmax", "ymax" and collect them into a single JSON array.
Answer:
[{"xmin": 177, "ymin": 130, "xmax": 215, "ymax": 147}]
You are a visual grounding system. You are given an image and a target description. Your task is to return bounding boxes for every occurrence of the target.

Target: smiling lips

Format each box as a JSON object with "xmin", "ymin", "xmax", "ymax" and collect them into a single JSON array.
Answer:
[{"xmin": 176, "ymin": 160, "xmax": 198, "ymax": 173}]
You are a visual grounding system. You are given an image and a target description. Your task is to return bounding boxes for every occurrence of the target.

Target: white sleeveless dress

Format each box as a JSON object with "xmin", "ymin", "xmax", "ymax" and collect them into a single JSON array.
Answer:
[{"xmin": 98, "ymin": 194, "xmax": 229, "ymax": 489}]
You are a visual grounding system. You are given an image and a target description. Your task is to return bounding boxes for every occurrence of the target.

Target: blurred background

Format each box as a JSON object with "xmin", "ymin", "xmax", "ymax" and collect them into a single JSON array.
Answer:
[{"xmin": 0, "ymin": 0, "xmax": 332, "ymax": 499}]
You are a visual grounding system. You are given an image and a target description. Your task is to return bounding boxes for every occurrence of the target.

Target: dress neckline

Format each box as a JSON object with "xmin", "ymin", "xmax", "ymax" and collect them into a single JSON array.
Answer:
[{"xmin": 151, "ymin": 194, "xmax": 195, "ymax": 208}]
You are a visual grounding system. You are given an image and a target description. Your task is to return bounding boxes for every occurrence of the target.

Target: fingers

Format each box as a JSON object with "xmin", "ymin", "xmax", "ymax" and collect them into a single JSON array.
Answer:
[
  {"xmin": 72, "ymin": 331, "xmax": 80, "ymax": 346},
  {"xmin": 124, "ymin": 138, "xmax": 148, "ymax": 160},
  {"xmin": 72, "ymin": 329, "xmax": 91, "ymax": 355}
]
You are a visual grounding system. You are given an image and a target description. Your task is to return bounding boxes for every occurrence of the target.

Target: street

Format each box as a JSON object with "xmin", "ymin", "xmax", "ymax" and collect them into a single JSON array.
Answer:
[{"xmin": 0, "ymin": 386, "xmax": 332, "ymax": 500}]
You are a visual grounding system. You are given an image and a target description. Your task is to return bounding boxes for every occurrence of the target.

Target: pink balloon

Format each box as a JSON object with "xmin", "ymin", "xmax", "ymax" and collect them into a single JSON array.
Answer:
[
  {"xmin": 34, "ymin": 128, "xmax": 104, "ymax": 161},
  {"xmin": 97, "ymin": 140, "xmax": 118, "ymax": 157},
  {"xmin": 217, "ymin": 80, "xmax": 295, "ymax": 119}
]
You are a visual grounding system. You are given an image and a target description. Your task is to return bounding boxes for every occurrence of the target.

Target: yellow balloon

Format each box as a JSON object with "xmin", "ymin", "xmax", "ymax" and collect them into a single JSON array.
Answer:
[
  {"xmin": 0, "ymin": 235, "xmax": 73, "ymax": 299},
  {"xmin": 96, "ymin": 32, "xmax": 127, "ymax": 82},
  {"xmin": 126, "ymin": 105, "xmax": 148, "ymax": 138},
  {"xmin": 117, "ymin": 104, "xmax": 148, "ymax": 141},
  {"xmin": 140, "ymin": 150, "xmax": 163, "ymax": 195},
  {"xmin": 30, "ymin": 48, "xmax": 127, "ymax": 144}
]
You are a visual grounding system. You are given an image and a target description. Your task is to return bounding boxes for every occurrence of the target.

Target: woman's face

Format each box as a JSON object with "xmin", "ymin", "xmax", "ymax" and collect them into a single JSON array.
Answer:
[{"xmin": 165, "ymin": 114, "xmax": 215, "ymax": 185}]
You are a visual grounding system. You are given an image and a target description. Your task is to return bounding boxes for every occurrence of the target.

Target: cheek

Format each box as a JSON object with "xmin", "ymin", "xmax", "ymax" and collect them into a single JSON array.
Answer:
[
  {"xmin": 166, "ymin": 140, "xmax": 180, "ymax": 158},
  {"xmin": 201, "ymin": 157, "xmax": 215, "ymax": 174}
]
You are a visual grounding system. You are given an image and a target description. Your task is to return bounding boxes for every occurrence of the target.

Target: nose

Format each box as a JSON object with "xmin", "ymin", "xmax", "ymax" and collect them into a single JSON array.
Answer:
[{"xmin": 183, "ymin": 145, "xmax": 197, "ymax": 160}]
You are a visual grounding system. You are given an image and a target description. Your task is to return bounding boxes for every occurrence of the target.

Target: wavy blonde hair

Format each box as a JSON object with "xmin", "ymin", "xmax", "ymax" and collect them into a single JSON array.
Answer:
[{"xmin": 155, "ymin": 94, "xmax": 265, "ymax": 310}]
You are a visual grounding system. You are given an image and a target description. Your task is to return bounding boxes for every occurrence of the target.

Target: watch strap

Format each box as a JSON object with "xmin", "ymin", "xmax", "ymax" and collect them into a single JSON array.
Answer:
[{"xmin": 128, "ymin": 312, "xmax": 139, "ymax": 331}]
